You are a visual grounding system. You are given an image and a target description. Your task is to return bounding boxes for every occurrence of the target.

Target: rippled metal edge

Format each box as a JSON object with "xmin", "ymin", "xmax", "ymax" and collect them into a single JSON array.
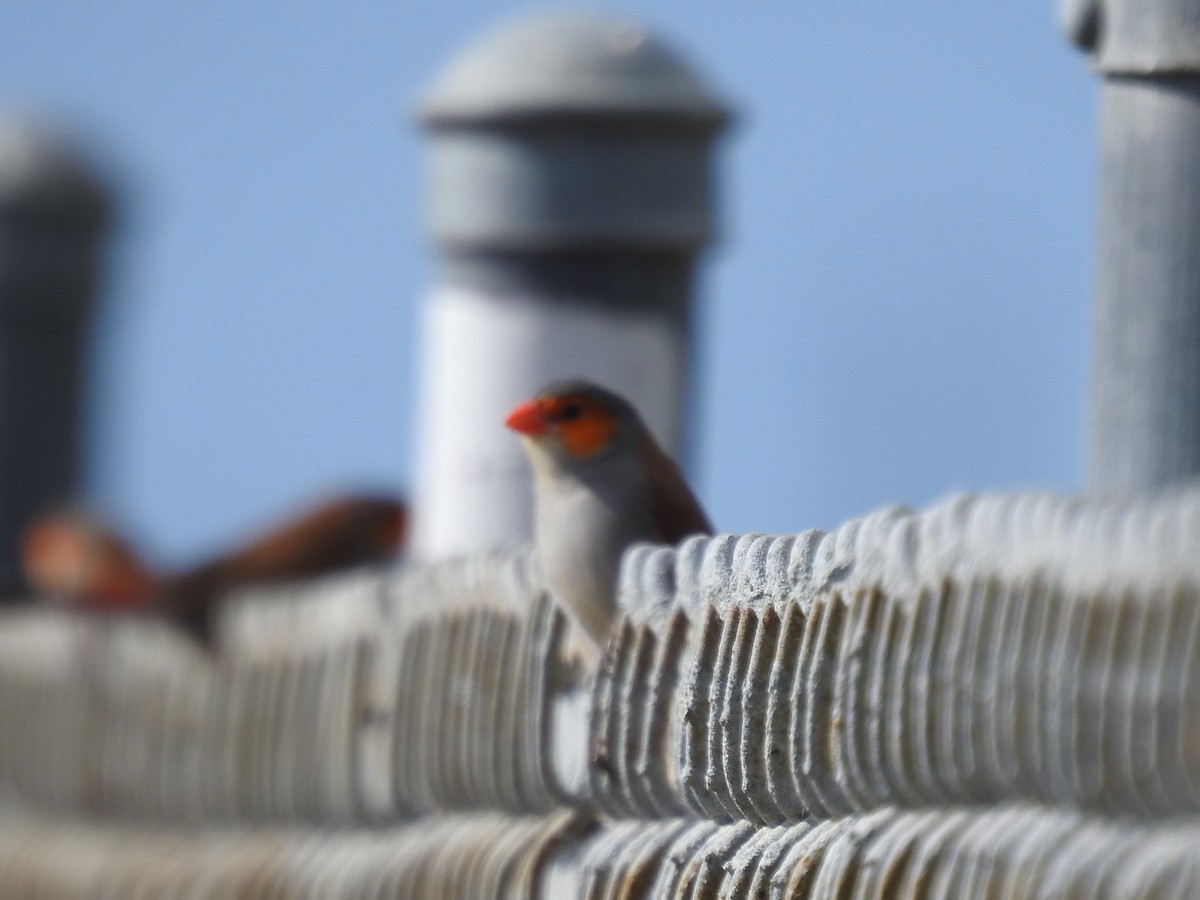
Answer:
[
  {"xmin": 0, "ymin": 548, "xmax": 573, "ymax": 821},
  {"xmin": 0, "ymin": 810, "xmax": 582, "ymax": 899},
  {"xmin": 596, "ymin": 487, "xmax": 1200, "ymax": 822},
  {"xmin": 619, "ymin": 487, "xmax": 1200, "ymax": 626},
  {"xmin": 573, "ymin": 806, "xmax": 1200, "ymax": 899}
]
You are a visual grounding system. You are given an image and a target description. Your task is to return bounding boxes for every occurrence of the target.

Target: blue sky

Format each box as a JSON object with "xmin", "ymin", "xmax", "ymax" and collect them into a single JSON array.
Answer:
[{"xmin": 0, "ymin": 2, "xmax": 1096, "ymax": 566}]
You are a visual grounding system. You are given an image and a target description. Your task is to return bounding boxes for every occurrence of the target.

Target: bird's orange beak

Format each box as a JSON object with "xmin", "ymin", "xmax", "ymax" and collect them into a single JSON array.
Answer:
[{"xmin": 505, "ymin": 399, "xmax": 549, "ymax": 436}]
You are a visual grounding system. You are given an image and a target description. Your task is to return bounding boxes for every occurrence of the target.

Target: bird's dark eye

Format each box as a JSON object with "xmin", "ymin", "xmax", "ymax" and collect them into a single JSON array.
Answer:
[{"xmin": 559, "ymin": 403, "xmax": 584, "ymax": 421}]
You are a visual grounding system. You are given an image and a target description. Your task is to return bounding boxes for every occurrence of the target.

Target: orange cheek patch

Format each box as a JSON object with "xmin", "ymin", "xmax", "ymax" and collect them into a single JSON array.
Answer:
[{"xmin": 559, "ymin": 411, "xmax": 618, "ymax": 459}]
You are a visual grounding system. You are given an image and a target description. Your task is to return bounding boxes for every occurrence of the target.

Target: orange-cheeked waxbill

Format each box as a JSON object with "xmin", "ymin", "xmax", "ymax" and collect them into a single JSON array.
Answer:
[
  {"xmin": 506, "ymin": 380, "xmax": 712, "ymax": 649},
  {"xmin": 20, "ymin": 494, "xmax": 407, "ymax": 646}
]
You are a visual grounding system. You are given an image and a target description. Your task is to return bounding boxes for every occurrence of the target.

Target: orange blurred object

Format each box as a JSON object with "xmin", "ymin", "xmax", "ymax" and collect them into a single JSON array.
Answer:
[
  {"xmin": 21, "ymin": 494, "xmax": 407, "ymax": 645},
  {"xmin": 22, "ymin": 514, "xmax": 157, "ymax": 611}
]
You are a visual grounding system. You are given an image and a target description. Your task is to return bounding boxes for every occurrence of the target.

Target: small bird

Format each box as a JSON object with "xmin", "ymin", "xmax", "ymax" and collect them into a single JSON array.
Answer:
[
  {"xmin": 506, "ymin": 380, "xmax": 712, "ymax": 649},
  {"xmin": 21, "ymin": 494, "xmax": 407, "ymax": 645},
  {"xmin": 20, "ymin": 512, "xmax": 157, "ymax": 612}
]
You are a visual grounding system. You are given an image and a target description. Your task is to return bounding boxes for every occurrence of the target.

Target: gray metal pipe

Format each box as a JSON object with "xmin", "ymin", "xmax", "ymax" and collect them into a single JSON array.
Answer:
[
  {"xmin": 411, "ymin": 13, "xmax": 730, "ymax": 558},
  {"xmin": 0, "ymin": 122, "xmax": 113, "ymax": 596},
  {"xmin": 1064, "ymin": 0, "xmax": 1200, "ymax": 495}
]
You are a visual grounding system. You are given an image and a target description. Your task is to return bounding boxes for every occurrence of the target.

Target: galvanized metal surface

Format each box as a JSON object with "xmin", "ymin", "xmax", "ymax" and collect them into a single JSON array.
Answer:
[
  {"xmin": 412, "ymin": 11, "xmax": 727, "ymax": 560},
  {"xmin": 2, "ymin": 490, "xmax": 1199, "ymax": 827},
  {"xmin": 0, "ymin": 551, "xmax": 580, "ymax": 822},
  {"xmin": 618, "ymin": 488, "xmax": 1200, "ymax": 625},
  {"xmin": 421, "ymin": 11, "xmax": 729, "ymax": 126},
  {"xmin": 1086, "ymin": 75, "xmax": 1200, "ymax": 495},
  {"xmin": 421, "ymin": 11, "xmax": 728, "ymax": 250},
  {"xmin": 0, "ymin": 811, "xmax": 581, "ymax": 899},
  {"xmin": 1062, "ymin": 0, "xmax": 1200, "ymax": 71},
  {"xmin": 0, "ymin": 804, "xmax": 1194, "ymax": 897},
  {"xmin": 593, "ymin": 489, "xmax": 1200, "ymax": 820},
  {"xmin": 0, "ymin": 490, "xmax": 1197, "ymax": 894},
  {"xmin": 1065, "ymin": 0, "xmax": 1200, "ymax": 493},
  {"xmin": 574, "ymin": 807, "xmax": 1200, "ymax": 899}
]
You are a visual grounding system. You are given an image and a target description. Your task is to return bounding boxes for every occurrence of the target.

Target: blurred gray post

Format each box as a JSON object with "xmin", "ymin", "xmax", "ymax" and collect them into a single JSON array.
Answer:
[
  {"xmin": 1063, "ymin": 0, "xmax": 1200, "ymax": 494},
  {"xmin": 0, "ymin": 122, "xmax": 113, "ymax": 594},
  {"xmin": 412, "ymin": 12, "xmax": 729, "ymax": 559}
]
